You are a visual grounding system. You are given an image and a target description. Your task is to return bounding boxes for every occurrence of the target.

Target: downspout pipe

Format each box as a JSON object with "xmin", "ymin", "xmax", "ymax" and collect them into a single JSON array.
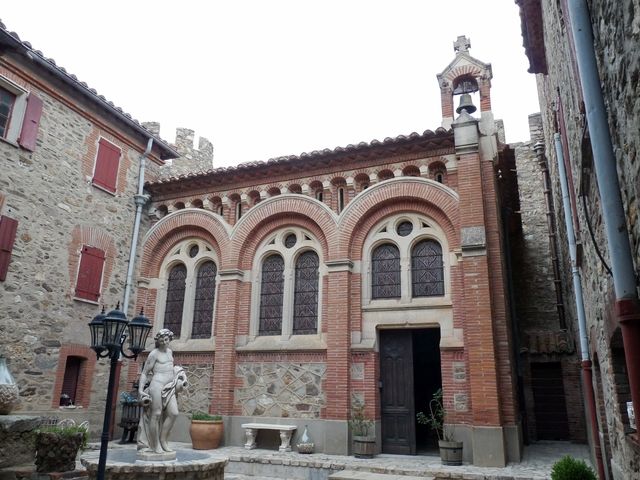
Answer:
[
  {"xmin": 122, "ymin": 137, "xmax": 153, "ymax": 315},
  {"xmin": 568, "ymin": 0, "xmax": 640, "ymax": 434},
  {"xmin": 554, "ymin": 135, "xmax": 605, "ymax": 480}
]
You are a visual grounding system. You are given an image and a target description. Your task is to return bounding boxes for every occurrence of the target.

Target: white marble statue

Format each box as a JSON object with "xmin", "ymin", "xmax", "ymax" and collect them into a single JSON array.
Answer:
[{"xmin": 137, "ymin": 329, "xmax": 187, "ymax": 458}]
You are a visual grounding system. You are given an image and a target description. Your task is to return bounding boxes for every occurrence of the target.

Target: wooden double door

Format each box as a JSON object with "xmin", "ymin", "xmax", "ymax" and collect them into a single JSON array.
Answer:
[{"xmin": 379, "ymin": 328, "xmax": 441, "ymax": 454}]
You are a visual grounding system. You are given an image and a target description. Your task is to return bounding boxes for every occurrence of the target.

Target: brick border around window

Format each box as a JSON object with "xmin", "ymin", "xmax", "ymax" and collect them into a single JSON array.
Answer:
[{"xmin": 51, "ymin": 344, "xmax": 96, "ymax": 409}]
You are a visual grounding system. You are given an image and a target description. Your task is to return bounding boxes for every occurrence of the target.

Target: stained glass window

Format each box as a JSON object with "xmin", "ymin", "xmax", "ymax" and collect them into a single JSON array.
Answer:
[
  {"xmin": 163, "ymin": 263, "xmax": 187, "ymax": 337},
  {"xmin": 397, "ymin": 221, "xmax": 413, "ymax": 237},
  {"xmin": 371, "ymin": 243, "xmax": 401, "ymax": 299},
  {"xmin": 192, "ymin": 261, "xmax": 217, "ymax": 339},
  {"xmin": 412, "ymin": 240, "xmax": 444, "ymax": 297},
  {"xmin": 259, "ymin": 255, "xmax": 284, "ymax": 335},
  {"xmin": 293, "ymin": 251, "xmax": 319, "ymax": 334}
]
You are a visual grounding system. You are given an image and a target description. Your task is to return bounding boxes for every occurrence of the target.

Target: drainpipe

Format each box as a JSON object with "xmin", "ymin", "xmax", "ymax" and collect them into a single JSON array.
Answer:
[
  {"xmin": 568, "ymin": 0, "xmax": 640, "ymax": 434},
  {"xmin": 554, "ymin": 135, "xmax": 605, "ymax": 480},
  {"xmin": 533, "ymin": 142, "xmax": 567, "ymax": 329},
  {"xmin": 122, "ymin": 137, "xmax": 153, "ymax": 315}
]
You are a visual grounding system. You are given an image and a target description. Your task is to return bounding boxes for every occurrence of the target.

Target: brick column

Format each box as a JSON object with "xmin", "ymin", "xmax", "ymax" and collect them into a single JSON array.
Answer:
[{"xmin": 211, "ymin": 269, "xmax": 242, "ymax": 415}]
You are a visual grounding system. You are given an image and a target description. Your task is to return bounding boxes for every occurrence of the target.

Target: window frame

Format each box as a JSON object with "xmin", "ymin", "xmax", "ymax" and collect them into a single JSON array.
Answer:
[
  {"xmin": 0, "ymin": 76, "xmax": 28, "ymax": 146},
  {"xmin": 154, "ymin": 239, "xmax": 219, "ymax": 349},
  {"xmin": 73, "ymin": 245, "xmax": 106, "ymax": 304}
]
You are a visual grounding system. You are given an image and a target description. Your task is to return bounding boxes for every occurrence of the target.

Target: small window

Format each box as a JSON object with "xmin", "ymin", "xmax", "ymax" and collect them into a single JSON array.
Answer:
[
  {"xmin": 315, "ymin": 190, "xmax": 323, "ymax": 202},
  {"xmin": 217, "ymin": 205, "xmax": 224, "ymax": 216},
  {"xmin": 92, "ymin": 138, "xmax": 121, "ymax": 193},
  {"xmin": 435, "ymin": 172, "xmax": 444, "ymax": 183},
  {"xmin": 163, "ymin": 263, "xmax": 187, "ymax": 337},
  {"xmin": 0, "ymin": 87, "xmax": 16, "ymax": 138},
  {"xmin": 235, "ymin": 202, "xmax": 242, "ymax": 221},
  {"xmin": 74, "ymin": 246, "xmax": 105, "ymax": 302},
  {"xmin": 259, "ymin": 255, "xmax": 285, "ymax": 335},
  {"xmin": 284, "ymin": 234, "xmax": 297, "ymax": 248},
  {"xmin": 371, "ymin": 243, "xmax": 401, "ymax": 299},
  {"xmin": 60, "ymin": 356, "xmax": 83, "ymax": 406},
  {"xmin": 338, "ymin": 187, "xmax": 345, "ymax": 213}
]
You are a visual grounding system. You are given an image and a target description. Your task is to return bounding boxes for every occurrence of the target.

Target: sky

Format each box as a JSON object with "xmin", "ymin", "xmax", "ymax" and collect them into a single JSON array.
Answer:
[{"xmin": 1, "ymin": 1, "xmax": 539, "ymax": 168}]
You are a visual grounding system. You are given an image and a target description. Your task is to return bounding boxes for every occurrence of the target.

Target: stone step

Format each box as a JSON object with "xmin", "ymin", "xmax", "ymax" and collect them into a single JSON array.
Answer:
[{"xmin": 329, "ymin": 470, "xmax": 434, "ymax": 480}]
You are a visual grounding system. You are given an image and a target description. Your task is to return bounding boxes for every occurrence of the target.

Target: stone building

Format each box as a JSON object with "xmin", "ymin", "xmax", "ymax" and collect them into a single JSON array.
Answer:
[
  {"xmin": 130, "ymin": 37, "xmax": 526, "ymax": 466},
  {"xmin": 516, "ymin": 0, "xmax": 640, "ymax": 478},
  {"xmin": 0, "ymin": 21, "xmax": 179, "ymax": 432}
]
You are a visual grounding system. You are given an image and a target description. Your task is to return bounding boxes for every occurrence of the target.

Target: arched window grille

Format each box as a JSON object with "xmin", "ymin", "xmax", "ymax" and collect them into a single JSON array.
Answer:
[
  {"xmin": 293, "ymin": 251, "xmax": 319, "ymax": 334},
  {"xmin": 191, "ymin": 261, "xmax": 217, "ymax": 338},
  {"xmin": 163, "ymin": 263, "xmax": 187, "ymax": 337},
  {"xmin": 411, "ymin": 240, "xmax": 444, "ymax": 296},
  {"xmin": 371, "ymin": 243, "xmax": 401, "ymax": 299},
  {"xmin": 259, "ymin": 255, "xmax": 285, "ymax": 335}
]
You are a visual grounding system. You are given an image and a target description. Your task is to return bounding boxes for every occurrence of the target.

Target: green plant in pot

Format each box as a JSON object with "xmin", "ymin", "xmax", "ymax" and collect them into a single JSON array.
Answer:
[
  {"xmin": 189, "ymin": 411, "xmax": 224, "ymax": 450},
  {"xmin": 550, "ymin": 455, "xmax": 596, "ymax": 480},
  {"xmin": 35, "ymin": 424, "xmax": 88, "ymax": 473},
  {"xmin": 416, "ymin": 388, "xmax": 463, "ymax": 466},
  {"xmin": 349, "ymin": 399, "xmax": 375, "ymax": 458}
]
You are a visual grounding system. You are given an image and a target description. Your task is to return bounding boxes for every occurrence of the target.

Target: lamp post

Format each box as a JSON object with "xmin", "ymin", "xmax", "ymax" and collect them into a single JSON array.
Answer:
[{"xmin": 88, "ymin": 303, "xmax": 151, "ymax": 480}]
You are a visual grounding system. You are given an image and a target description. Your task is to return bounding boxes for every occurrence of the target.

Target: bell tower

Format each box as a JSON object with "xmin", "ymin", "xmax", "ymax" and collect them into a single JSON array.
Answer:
[{"xmin": 437, "ymin": 36, "xmax": 493, "ymax": 130}]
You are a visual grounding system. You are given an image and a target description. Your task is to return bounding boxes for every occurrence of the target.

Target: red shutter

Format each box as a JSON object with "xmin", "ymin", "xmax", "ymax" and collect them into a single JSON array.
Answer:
[
  {"xmin": 92, "ymin": 139, "xmax": 121, "ymax": 192},
  {"xmin": 61, "ymin": 357, "xmax": 82, "ymax": 405},
  {"xmin": 18, "ymin": 93, "xmax": 43, "ymax": 152},
  {"xmin": 75, "ymin": 245, "xmax": 105, "ymax": 301},
  {"xmin": 0, "ymin": 215, "xmax": 18, "ymax": 281}
]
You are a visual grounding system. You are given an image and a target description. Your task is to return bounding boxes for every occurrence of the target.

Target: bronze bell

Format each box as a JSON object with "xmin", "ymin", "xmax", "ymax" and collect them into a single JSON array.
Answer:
[{"xmin": 456, "ymin": 93, "xmax": 477, "ymax": 114}]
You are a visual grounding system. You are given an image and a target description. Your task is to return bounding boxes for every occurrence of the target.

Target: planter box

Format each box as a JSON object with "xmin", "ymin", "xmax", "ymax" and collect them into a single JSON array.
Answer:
[
  {"xmin": 438, "ymin": 439, "xmax": 463, "ymax": 466},
  {"xmin": 352, "ymin": 435, "xmax": 376, "ymax": 459}
]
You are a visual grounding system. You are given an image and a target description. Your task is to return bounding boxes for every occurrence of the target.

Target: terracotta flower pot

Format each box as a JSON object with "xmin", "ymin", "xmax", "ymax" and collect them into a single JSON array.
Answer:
[{"xmin": 190, "ymin": 420, "xmax": 224, "ymax": 450}]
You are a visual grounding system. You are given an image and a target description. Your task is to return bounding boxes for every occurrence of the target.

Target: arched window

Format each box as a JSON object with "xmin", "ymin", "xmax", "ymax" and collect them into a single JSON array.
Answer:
[
  {"xmin": 293, "ymin": 251, "xmax": 319, "ymax": 334},
  {"xmin": 338, "ymin": 187, "xmax": 345, "ymax": 213},
  {"xmin": 164, "ymin": 263, "xmax": 187, "ymax": 337},
  {"xmin": 259, "ymin": 255, "xmax": 285, "ymax": 336},
  {"xmin": 192, "ymin": 261, "xmax": 217, "ymax": 339},
  {"xmin": 411, "ymin": 240, "xmax": 444, "ymax": 297},
  {"xmin": 371, "ymin": 243, "xmax": 401, "ymax": 299}
]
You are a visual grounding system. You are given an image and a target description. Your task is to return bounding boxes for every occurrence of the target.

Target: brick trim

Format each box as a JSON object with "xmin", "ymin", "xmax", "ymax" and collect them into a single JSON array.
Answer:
[{"xmin": 51, "ymin": 344, "xmax": 96, "ymax": 409}]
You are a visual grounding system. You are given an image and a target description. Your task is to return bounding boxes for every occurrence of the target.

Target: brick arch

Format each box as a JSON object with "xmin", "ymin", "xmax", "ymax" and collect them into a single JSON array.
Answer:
[
  {"xmin": 338, "ymin": 178, "xmax": 459, "ymax": 259},
  {"xmin": 229, "ymin": 195, "xmax": 337, "ymax": 269},
  {"xmin": 445, "ymin": 64, "xmax": 484, "ymax": 84},
  {"xmin": 140, "ymin": 209, "xmax": 230, "ymax": 278},
  {"xmin": 68, "ymin": 225, "xmax": 117, "ymax": 296}
]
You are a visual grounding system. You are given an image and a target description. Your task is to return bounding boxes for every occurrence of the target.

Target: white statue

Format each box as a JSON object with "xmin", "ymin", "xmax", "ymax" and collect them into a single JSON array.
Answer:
[{"xmin": 137, "ymin": 329, "xmax": 187, "ymax": 458}]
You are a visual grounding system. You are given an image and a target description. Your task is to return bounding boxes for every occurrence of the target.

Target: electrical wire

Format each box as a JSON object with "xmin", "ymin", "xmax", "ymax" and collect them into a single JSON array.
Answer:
[{"xmin": 581, "ymin": 194, "xmax": 613, "ymax": 277}]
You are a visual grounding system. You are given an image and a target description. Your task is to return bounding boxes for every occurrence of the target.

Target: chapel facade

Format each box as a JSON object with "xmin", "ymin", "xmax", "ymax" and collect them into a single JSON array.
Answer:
[{"xmin": 131, "ymin": 38, "xmax": 523, "ymax": 466}]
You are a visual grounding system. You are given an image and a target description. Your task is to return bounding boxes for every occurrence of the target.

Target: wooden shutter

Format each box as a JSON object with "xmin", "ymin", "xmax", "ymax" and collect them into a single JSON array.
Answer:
[
  {"xmin": 0, "ymin": 215, "xmax": 18, "ymax": 281},
  {"xmin": 75, "ymin": 246, "xmax": 105, "ymax": 301},
  {"xmin": 18, "ymin": 93, "xmax": 43, "ymax": 152},
  {"xmin": 61, "ymin": 356, "xmax": 82, "ymax": 405},
  {"xmin": 92, "ymin": 139, "xmax": 121, "ymax": 193}
]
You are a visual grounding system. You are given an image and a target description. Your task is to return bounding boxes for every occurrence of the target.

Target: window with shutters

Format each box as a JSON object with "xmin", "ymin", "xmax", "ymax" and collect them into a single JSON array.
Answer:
[
  {"xmin": 155, "ymin": 239, "xmax": 219, "ymax": 344},
  {"xmin": 92, "ymin": 138, "xmax": 121, "ymax": 193},
  {"xmin": 74, "ymin": 245, "xmax": 105, "ymax": 302},
  {"xmin": 362, "ymin": 213, "xmax": 450, "ymax": 306},
  {"xmin": 0, "ymin": 215, "xmax": 18, "ymax": 281},
  {"xmin": 0, "ymin": 77, "xmax": 42, "ymax": 150},
  {"xmin": 250, "ymin": 228, "xmax": 324, "ymax": 340},
  {"xmin": 163, "ymin": 263, "xmax": 187, "ymax": 338}
]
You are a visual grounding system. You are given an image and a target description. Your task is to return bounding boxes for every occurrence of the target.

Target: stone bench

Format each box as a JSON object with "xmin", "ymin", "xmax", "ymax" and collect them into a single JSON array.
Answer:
[{"xmin": 241, "ymin": 423, "xmax": 297, "ymax": 452}]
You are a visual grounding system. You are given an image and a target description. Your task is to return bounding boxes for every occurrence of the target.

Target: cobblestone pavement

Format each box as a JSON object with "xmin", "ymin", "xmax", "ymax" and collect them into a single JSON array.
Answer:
[{"xmin": 86, "ymin": 441, "xmax": 591, "ymax": 480}]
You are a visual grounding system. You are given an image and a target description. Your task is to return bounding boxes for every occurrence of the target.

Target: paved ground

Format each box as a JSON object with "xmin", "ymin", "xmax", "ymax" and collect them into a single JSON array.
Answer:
[{"xmin": 79, "ymin": 440, "xmax": 591, "ymax": 480}]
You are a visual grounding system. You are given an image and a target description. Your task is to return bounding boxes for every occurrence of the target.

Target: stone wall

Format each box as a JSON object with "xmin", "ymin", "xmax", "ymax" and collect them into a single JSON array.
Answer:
[
  {"xmin": 0, "ymin": 54, "xmax": 164, "ymax": 437},
  {"xmin": 235, "ymin": 362, "xmax": 326, "ymax": 418},
  {"xmin": 529, "ymin": 1, "xmax": 640, "ymax": 477}
]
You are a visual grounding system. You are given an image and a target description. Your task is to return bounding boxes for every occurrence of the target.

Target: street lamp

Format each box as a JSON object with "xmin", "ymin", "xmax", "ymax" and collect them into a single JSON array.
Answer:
[{"xmin": 88, "ymin": 303, "xmax": 151, "ymax": 480}]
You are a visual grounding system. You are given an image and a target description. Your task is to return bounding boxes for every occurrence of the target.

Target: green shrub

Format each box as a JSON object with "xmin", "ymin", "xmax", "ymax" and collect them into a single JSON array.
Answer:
[
  {"xmin": 551, "ymin": 455, "xmax": 597, "ymax": 480},
  {"xmin": 191, "ymin": 411, "xmax": 222, "ymax": 421},
  {"xmin": 36, "ymin": 425, "xmax": 88, "ymax": 450}
]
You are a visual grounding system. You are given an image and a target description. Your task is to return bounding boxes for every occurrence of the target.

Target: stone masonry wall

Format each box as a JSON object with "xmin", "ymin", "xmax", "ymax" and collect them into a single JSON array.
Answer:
[
  {"xmin": 0, "ymin": 54, "xmax": 163, "ymax": 437},
  {"xmin": 534, "ymin": 1, "xmax": 640, "ymax": 477}
]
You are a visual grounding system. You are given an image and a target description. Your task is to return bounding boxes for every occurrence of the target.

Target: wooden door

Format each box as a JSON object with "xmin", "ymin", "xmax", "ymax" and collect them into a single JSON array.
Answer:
[{"xmin": 380, "ymin": 330, "xmax": 415, "ymax": 454}]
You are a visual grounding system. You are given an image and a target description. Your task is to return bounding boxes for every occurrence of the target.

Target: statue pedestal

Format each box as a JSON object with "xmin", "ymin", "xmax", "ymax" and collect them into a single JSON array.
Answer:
[{"xmin": 137, "ymin": 450, "xmax": 177, "ymax": 461}]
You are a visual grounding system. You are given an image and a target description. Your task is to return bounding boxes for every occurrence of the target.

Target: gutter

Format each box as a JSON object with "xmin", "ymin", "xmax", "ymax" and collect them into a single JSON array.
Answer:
[{"xmin": 122, "ymin": 137, "xmax": 153, "ymax": 315}]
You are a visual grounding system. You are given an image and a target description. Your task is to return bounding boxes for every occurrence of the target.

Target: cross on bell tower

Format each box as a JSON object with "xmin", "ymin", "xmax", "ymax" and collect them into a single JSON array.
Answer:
[{"xmin": 453, "ymin": 35, "xmax": 471, "ymax": 54}]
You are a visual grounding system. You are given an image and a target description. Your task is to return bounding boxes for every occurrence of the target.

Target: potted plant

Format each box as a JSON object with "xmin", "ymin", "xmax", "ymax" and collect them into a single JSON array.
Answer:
[
  {"xmin": 189, "ymin": 411, "xmax": 224, "ymax": 450},
  {"xmin": 35, "ymin": 423, "xmax": 88, "ymax": 472},
  {"xmin": 349, "ymin": 399, "xmax": 375, "ymax": 458},
  {"xmin": 550, "ymin": 455, "xmax": 596, "ymax": 480},
  {"xmin": 416, "ymin": 388, "xmax": 463, "ymax": 465}
]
